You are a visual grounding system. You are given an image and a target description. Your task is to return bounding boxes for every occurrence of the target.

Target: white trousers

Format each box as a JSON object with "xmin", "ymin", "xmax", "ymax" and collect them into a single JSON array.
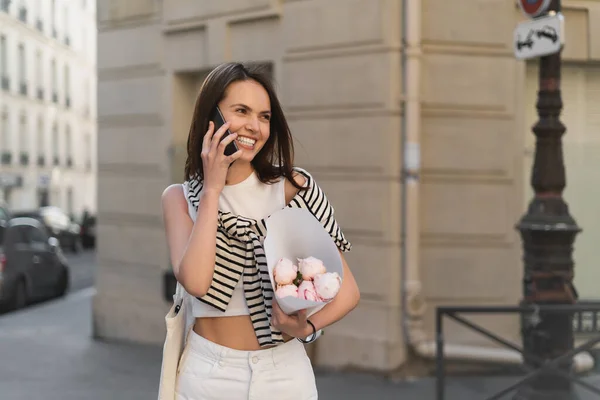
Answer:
[{"xmin": 175, "ymin": 330, "xmax": 318, "ymax": 400}]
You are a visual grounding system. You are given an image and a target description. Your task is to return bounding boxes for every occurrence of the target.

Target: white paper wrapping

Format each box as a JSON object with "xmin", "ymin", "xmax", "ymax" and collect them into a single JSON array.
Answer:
[{"xmin": 264, "ymin": 208, "xmax": 344, "ymax": 316}]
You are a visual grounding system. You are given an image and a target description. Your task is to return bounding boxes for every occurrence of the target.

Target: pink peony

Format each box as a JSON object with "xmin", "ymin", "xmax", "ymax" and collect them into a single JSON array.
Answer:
[
  {"xmin": 275, "ymin": 284, "xmax": 298, "ymax": 299},
  {"xmin": 313, "ymin": 272, "xmax": 342, "ymax": 301},
  {"xmin": 297, "ymin": 257, "xmax": 326, "ymax": 280},
  {"xmin": 273, "ymin": 258, "xmax": 298, "ymax": 285},
  {"xmin": 297, "ymin": 280, "xmax": 321, "ymax": 302}
]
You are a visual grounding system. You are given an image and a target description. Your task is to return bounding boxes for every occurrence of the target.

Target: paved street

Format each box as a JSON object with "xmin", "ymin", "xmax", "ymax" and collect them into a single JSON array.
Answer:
[
  {"xmin": 1, "ymin": 252, "xmax": 600, "ymax": 399},
  {"xmin": 64, "ymin": 249, "xmax": 96, "ymax": 293}
]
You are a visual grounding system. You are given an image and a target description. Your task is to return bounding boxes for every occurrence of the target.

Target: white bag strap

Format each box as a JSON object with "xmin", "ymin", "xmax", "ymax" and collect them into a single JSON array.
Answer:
[{"xmin": 173, "ymin": 281, "xmax": 184, "ymax": 304}]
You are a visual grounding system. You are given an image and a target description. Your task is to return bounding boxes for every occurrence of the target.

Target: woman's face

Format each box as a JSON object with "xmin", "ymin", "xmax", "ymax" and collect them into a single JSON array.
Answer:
[{"xmin": 217, "ymin": 79, "xmax": 271, "ymax": 163}]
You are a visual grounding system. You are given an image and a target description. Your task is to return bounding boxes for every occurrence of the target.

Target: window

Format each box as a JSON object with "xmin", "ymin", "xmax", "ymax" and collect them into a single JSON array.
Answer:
[
  {"xmin": 64, "ymin": 64, "xmax": 70, "ymax": 107},
  {"xmin": 18, "ymin": 0, "xmax": 27, "ymax": 23},
  {"xmin": 84, "ymin": 133, "xmax": 91, "ymax": 170},
  {"xmin": 35, "ymin": 1, "xmax": 43, "ymax": 32},
  {"xmin": 63, "ymin": 7, "xmax": 69, "ymax": 45},
  {"xmin": 7, "ymin": 226, "xmax": 29, "ymax": 247},
  {"xmin": 37, "ymin": 117, "xmax": 44, "ymax": 165},
  {"xmin": 66, "ymin": 187, "xmax": 73, "ymax": 215},
  {"xmin": 51, "ymin": 58, "xmax": 57, "ymax": 102},
  {"xmin": 28, "ymin": 226, "xmax": 48, "ymax": 245},
  {"xmin": 65, "ymin": 124, "xmax": 72, "ymax": 167},
  {"xmin": 18, "ymin": 43, "xmax": 24, "ymax": 82},
  {"xmin": 1, "ymin": 108, "xmax": 10, "ymax": 163},
  {"xmin": 0, "ymin": 35, "xmax": 7, "ymax": 85},
  {"xmin": 52, "ymin": 123, "xmax": 59, "ymax": 165},
  {"xmin": 35, "ymin": 49, "xmax": 42, "ymax": 96},
  {"xmin": 18, "ymin": 43, "xmax": 26, "ymax": 95},
  {"xmin": 19, "ymin": 113, "xmax": 28, "ymax": 165},
  {"xmin": 51, "ymin": 0, "xmax": 56, "ymax": 38},
  {"xmin": 0, "ymin": 108, "xmax": 6, "ymax": 147}
]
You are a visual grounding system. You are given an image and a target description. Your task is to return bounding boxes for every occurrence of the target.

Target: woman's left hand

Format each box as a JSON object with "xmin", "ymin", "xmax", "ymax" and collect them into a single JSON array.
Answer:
[{"xmin": 271, "ymin": 300, "xmax": 311, "ymax": 339}]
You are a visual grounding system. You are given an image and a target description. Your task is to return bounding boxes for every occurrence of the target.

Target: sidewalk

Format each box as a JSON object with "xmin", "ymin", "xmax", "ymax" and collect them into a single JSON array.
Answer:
[{"xmin": 0, "ymin": 289, "xmax": 598, "ymax": 400}]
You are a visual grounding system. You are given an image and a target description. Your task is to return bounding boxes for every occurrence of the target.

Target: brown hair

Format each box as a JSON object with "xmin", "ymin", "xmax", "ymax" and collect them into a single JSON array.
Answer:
[{"xmin": 184, "ymin": 62, "xmax": 302, "ymax": 189}]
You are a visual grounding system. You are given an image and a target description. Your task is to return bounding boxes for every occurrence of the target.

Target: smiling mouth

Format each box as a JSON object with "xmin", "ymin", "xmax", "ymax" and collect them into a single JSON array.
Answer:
[{"xmin": 236, "ymin": 136, "xmax": 256, "ymax": 149}]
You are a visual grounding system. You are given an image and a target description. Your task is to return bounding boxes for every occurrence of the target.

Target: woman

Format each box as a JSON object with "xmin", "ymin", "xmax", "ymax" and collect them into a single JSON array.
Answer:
[{"xmin": 161, "ymin": 62, "xmax": 360, "ymax": 400}]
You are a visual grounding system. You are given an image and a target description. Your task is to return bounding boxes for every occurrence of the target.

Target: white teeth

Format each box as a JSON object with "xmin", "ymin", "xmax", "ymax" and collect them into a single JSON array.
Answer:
[{"xmin": 237, "ymin": 137, "xmax": 256, "ymax": 146}]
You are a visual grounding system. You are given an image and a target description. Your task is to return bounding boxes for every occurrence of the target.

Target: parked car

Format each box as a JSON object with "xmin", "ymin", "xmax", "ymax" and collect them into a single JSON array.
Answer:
[
  {"xmin": 0, "ymin": 202, "xmax": 10, "ymax": 228},
  {"xmin": 12, "ymin": 207, "xmax": 82, "ymax": 253},
  {"xmin": 0, "ymin": 217, "xmax": 70, "ymax": 311}
]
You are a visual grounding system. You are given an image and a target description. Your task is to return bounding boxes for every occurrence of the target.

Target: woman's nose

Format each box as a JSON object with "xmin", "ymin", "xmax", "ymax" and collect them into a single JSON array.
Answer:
[{"xmin": 246, "ymin": 116, "xmax": 260, "ymax": 132}]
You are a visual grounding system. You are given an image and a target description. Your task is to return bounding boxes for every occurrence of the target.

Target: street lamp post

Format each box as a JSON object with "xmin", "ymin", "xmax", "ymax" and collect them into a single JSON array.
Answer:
[{"xmin": 515, "ymin": 0, "xmax": 581, "ymax": 398}]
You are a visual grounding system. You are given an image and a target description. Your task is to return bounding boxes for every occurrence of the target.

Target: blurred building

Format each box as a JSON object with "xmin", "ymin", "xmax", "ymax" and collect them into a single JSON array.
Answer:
[
  {"xmin": 0, "ymin": 0, "xmax": 97, "ymax": 216},
  {"xmin": 95, "ymin": 0, "xmax": 600, "ymax": 373}
]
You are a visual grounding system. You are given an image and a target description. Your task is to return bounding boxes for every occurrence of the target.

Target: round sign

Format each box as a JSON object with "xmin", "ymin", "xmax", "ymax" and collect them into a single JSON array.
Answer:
[{"xmin": 518, "ymin": 0, "xmax": 552, "ymax": 18}]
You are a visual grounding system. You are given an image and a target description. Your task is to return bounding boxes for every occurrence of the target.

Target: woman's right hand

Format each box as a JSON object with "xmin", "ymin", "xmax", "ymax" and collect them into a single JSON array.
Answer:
[{"xmin": 201, "ymin": 121, "xmax": 243, "ymax": 194}]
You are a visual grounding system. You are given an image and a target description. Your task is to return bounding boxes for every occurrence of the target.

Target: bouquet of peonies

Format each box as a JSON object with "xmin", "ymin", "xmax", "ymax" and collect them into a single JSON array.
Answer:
[
  {"xmin": 274, "ymin": 256, "xmax": 342, "ymax": 302},
  {"xmin": 264, "ymin": 208, "xmax": 344, "ymax": 316}
]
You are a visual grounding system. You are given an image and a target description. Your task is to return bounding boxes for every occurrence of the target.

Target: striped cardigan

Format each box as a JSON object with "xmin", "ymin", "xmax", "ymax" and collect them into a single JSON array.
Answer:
[{"xmin": 183, "ymin": 168, "xmax": 351, "ymax": 347}]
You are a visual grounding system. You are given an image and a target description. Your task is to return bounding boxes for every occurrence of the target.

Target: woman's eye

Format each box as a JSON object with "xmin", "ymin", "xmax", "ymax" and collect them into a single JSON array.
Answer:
[
  {"xmin": 236, "ymin": 108, "xmax": 246, "ymax": 114},
  {"xmin": 262, "ymin": 115, "xmax": 271, "ymax": 121}
]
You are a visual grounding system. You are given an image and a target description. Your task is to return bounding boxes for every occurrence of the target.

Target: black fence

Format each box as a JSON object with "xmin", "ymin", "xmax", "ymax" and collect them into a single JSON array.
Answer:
[{"xmin": 436, "ymin": 304, "xmax": 600, "ymax": 400}]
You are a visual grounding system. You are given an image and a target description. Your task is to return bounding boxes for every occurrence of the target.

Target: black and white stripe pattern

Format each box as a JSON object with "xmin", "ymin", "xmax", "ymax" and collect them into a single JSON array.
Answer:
[{"xmin": 184, "ymin": 167, "xmax": 351, "ymax": 347}]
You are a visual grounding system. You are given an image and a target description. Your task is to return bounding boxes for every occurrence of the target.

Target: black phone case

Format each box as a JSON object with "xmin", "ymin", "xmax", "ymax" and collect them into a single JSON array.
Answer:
[{"xmin": 211, "ymin": 107, "xmax": 239, "ymax": 156}]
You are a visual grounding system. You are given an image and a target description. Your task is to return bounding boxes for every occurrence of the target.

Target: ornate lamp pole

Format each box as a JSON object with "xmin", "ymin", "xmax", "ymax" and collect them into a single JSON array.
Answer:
[{"xmin": 515, "ymin": 0, "xmax": 581, "ymax": 398}]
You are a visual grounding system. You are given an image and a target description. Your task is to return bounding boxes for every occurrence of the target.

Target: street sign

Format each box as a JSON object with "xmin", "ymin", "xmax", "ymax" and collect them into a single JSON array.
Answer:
[
  {"xmin": 514, "ymin": 13, "xmax": 564, "ymax": 60},
  {"xmin": 518, "ymin": 0, "xmax": 552, "ymax": 18}
]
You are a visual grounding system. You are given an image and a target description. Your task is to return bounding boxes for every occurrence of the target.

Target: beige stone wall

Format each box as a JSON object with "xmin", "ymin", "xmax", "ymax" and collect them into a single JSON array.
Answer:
[
  {"xmin": 418, "ymin": 0, "xmax": 524, "ymax": 347},
  {"xmin": 94, "ymin": 0, "xmax": 598, "ymax": 373},
  {"xmin": 94, "ymin": 0, "xmax": 171, "ymax": 344}
]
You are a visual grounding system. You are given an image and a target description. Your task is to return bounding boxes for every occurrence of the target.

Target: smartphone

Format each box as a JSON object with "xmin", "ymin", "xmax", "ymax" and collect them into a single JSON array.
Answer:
[{"xmin": 211, "ymin": 107, "xmax": 239, "ymax": 156}]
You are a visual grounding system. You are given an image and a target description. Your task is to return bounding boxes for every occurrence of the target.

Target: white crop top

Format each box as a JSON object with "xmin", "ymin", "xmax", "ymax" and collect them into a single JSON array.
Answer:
[{"xmin": 183, "ymin": 171, "xmax": 286, "ymax": 318}]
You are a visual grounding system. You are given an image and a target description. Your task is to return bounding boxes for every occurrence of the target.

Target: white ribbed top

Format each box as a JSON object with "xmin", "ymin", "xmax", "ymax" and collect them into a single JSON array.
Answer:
[{"xmin": 183, "ymin": 171, "xmax": 286, "ymax": 318}]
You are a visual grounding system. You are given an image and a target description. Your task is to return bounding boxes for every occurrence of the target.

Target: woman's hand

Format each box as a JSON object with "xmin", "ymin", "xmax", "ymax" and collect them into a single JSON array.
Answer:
[
  {"xmin": 201, "ymin": 121, "xmax": 243, "ymax": 194},
  {"xmin": 271, "ymin": 300, "xmax": 312, "ymax": 339}
]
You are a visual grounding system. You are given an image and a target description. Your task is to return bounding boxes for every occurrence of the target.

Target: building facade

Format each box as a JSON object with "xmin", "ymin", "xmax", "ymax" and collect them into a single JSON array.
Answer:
[
  {"xmin": 95, "ymin": 0, "xmax": 600, "ymax": 373},
  {"xmin": 0, "ymin": 0, "xmax": 97, "ymax": 216}
]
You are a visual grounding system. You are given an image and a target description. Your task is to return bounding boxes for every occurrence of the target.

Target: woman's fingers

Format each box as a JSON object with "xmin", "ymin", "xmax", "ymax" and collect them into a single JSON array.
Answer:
[
  {"xmin": 201, "ymin": 121, "xmax": 214, "ymax": 158},
  {"xmin": 209, "ymin": 122, "xmax": 231, "ymax": 154},
  {"xmin": 226, "ymin": 149, "xmax": 243, "ymax": 165},
  {"xmin": 218, "ymin": 131, "xmax": 238, "ymax": 152}
]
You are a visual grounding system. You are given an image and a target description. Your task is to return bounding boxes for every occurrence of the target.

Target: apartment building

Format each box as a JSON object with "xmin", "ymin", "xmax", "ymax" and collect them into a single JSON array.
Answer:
[{"xmin": 0, "ymin": 0, "xmax": 97, "ymax": 216}]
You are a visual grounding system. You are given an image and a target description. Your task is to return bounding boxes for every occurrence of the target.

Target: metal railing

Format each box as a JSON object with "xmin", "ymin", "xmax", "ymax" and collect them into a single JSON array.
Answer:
[{"xmin": 436, "ymin": 304, "xmax": 600, "ymax": 400}]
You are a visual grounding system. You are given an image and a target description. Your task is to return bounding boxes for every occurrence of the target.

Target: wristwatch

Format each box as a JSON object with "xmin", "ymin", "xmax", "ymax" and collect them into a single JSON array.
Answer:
[{"xmin": 297, "ymin": 320, "xmax": 318, "ymax": 344}]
